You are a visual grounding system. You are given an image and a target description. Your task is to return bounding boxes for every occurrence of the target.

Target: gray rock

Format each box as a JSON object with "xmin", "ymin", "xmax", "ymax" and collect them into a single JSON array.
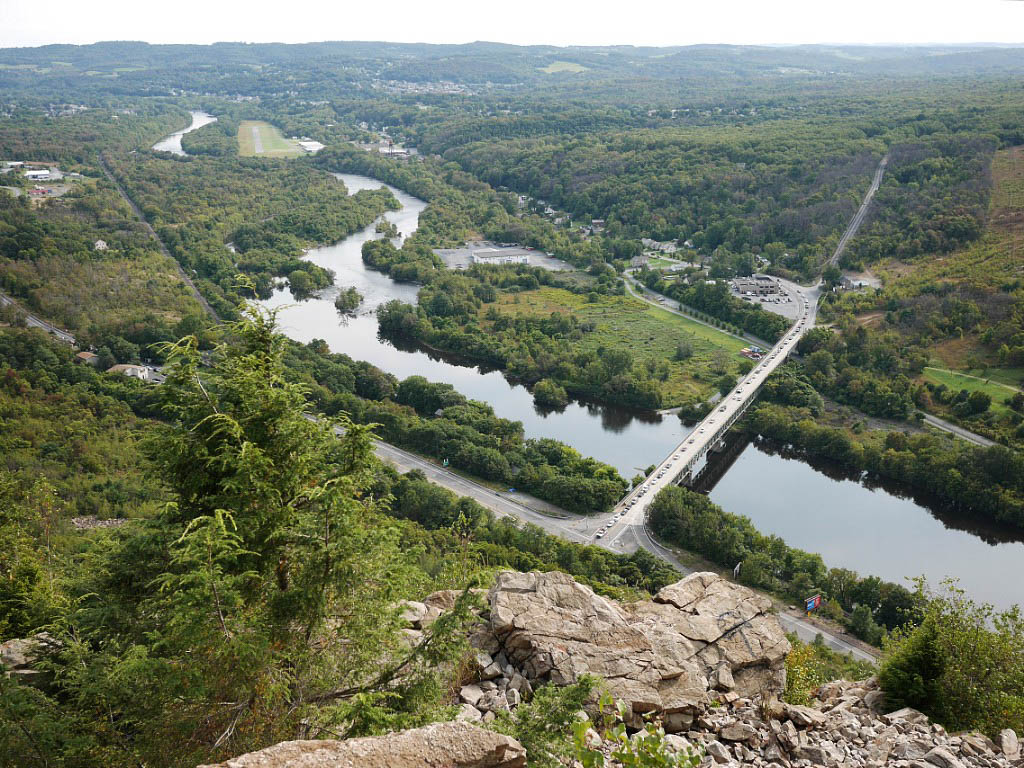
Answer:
[
  {"xmin": 477, "ymin": 690, "xmax": 510, "ymax": 714},
  {"xmin": 456, "ymin": 703, "xmax": 483, "ymax": 722},
  {"xmin": 505, "ymin": 688, "xmax": 521, "ymax": 709},
  {"xmin": 923, "ymin": 746, "xmax": 965, "ymax": 768},
  {"xmin": 711, "ymin": 662, "xmax": 735, "ymax": 691},
  {"xmin": 862, "ymin": 689, "xmax": 886, "ymax": 712},
  {"xmin": 399, "ymin": 600, "xmax": 427, "ymax": 626},
  {"xmin": 197, "ymin": 721, "xmax": 526, "ymax": 768},
  {"xmin": 475, "ymin": 652, "xmax": 503, "ymax": 680},
  {"xmin": 719, "ymin": 722, "xmax": 757, "ymax": 743},
  {"xmin": 460, "ymin": 684, "xmax": 484, "ymax": 707},
  {"xmin": 706, "ymin": 740, "xmax": 732, "ymax": 764},
  {"xmin": 884, "ymin": 707, "xmax": 930, "ymax": 726},
  {"xmin": 487, "ymin": 570, "xmax": 788, "ymax": 729},
  {"xmin": 663, "ymin": 734, "xmax": 693, "ymax": 755},
  {"xmin": 784, "ymin": 703, "xmax": 826, "ymax": 728},
  {"xmin": 998, "ymin": 728, "xmax": 1019, "ymax": 759}
]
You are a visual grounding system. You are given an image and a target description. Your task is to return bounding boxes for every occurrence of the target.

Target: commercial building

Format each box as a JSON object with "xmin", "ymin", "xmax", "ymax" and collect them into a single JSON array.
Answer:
[
  {"xmin": 470, "ymin": 248, "xmax": 529, "ymax": 266},
  {"xmin": 732, "ymin": 274, "xmax": 780, "ymax": 296}
]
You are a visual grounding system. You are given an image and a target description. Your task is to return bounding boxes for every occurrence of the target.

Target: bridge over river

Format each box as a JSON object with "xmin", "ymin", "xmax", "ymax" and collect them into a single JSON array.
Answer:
[
  {"xmin": 602, "ymin": 152, "xmax": 892, "ymax": 547},
  {"xmin": 604, "ymin": 285, "xmax": 819, "ymax": 546}
]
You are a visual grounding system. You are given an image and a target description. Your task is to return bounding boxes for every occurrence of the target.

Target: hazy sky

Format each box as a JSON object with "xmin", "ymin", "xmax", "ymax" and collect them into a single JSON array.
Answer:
[{"xmin": 2, "ymin": 0, "xmax": 1024, "ymax": 49}]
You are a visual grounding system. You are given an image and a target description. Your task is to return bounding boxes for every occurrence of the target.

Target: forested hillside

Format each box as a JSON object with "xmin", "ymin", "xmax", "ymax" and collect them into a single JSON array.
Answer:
[{"xmin": 2, "ymin": 38, "xmax": 1024, "ymax": 767}]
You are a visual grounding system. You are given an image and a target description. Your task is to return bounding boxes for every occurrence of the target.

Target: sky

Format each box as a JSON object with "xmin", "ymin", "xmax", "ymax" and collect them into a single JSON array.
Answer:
[{"xmin": 2, "ymin": 0, "xmax": 1023, "ymax": 49}]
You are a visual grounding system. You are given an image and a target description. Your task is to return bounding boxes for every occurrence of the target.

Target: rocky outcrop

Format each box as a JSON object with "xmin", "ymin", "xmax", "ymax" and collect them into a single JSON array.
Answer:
[
  {"xmin": 643, "ymin": 676, "xmax": 1022, "ymax": 768},
  {"xmin": 203, "ymin": 571, "xmax": 1024, "ymax": 768},
  {"xmin": 471, "ymin": 570, "xmax": 788, "ymax": 731},
  {"xmin": 0, "ymin": 632, "xmax": 57, "ymax": 685},
  {"xmin": 197, "ymin": 721, "xmax": 526, "ymax": 768}
]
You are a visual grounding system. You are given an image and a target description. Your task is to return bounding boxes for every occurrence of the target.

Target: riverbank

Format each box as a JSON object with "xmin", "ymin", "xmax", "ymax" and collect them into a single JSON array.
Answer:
[
  {"xmin": 151, "ymin": 110, "xmax": 216, "ymax": 156},
  {"xmin": 253, "ymin": 167, "xmax": 1022, "ymax": 617}
]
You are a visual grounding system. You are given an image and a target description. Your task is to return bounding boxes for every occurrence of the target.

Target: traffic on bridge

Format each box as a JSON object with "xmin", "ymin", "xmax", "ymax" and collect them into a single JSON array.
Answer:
[{"xmin": 601, "ymin": 284, "xmax": 820, "ymax": 546}]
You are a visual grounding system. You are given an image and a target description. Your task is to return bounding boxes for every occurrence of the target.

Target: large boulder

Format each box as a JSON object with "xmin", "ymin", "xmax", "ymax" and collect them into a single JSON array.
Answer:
[
  {"xmin": 486, "ymin": 571, "xmax": 789, "ymax": 730},
  {"xmin": 0, "ymin": 632, "xmax": 58, "ymax": 685},
  {"xmin": 198, "ymin": 721, "xmax": 526, "ymax": 768}
]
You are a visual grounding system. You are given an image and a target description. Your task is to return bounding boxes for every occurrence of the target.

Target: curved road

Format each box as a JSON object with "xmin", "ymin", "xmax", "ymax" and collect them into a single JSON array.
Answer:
[{"xmin": 363, "ymin": 423, "xmax": 878, "ymax": 663}]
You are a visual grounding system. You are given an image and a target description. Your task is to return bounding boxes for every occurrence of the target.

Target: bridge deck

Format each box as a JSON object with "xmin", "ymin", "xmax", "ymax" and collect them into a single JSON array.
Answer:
[{"xmin": 602, "ymin": 287, "xmax": 818, "ymax": 546}]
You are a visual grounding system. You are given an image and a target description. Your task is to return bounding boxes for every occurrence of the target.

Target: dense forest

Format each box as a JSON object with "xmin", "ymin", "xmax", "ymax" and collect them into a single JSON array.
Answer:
[{"xmin": 3, "ymin": 38, "xmax": 1024, "ymax": 764}]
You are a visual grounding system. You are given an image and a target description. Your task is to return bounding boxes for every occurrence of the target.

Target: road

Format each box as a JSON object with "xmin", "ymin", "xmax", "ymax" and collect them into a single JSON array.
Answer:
[
  {"xmin": 369, "ymin": 437, "xmax": 592, "ymax": 545},
  {"xmin": 919, "ymin": 412, "xmax": 996, "ymax": 448},
  {"xmin": 615, "ymin": 517, "xmax": 877, "ymax": 662},
  {"xmin": 828, "ymin": 153, "xmax": 889, "ymax": 268},
  {"xmin": 98, "ymin": 155, "xmax": 222, "ymax": 324},
  {"xmin": 0, "ymin": 290, "xmax": 76, "ymax": 344},
  {"xmin": 360, "ymin": 421, "xmax": 878, "ymax": 662},
  {"xmin": 622, "ymin": 274, "xmax": 765, "ymax": 348},
  {"xmin": 601, "ymin": 284, "xmax": 820, "ymax": 550}
]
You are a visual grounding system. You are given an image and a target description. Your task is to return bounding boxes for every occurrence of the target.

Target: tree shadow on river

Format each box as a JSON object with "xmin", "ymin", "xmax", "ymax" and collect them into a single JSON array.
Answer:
[{"xmin": 701, "ymin": 434, "xmax": 1024, "ymax": 547}]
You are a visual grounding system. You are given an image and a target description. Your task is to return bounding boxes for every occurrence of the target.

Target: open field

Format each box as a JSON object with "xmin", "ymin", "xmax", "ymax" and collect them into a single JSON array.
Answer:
[
  {"xmin": 486, "ymin": 287, "xmax": 748, "ymax": 406},
  {"xmin": 960, "ymin": 366, "xmax": 1024, "ymax": 389},
  {"xmin": 237, "ymin": 120, "xmax": 303, "ymax": 158},
  {"xmin": 539, "ymin": 61, "xmax": 588, "ymax": 74},
  {"xmin": 646, "ymin": 256, "xmax": 682, "ymax": 269},
  {"xmin": 922, "ymin": 366, "xmax": 1018, "ymax": 416}
]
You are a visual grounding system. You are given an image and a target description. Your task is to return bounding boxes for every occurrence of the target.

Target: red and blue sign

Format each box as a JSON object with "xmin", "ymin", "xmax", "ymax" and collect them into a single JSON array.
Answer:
[{"xmin": 805, "ymin": 594, "xmax": 822, "ymax": 612}]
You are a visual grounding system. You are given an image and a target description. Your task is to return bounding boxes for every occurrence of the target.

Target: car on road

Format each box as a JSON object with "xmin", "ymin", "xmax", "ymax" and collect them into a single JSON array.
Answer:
[
  {"xmin": 688, "ymin": 437, "xmax": 695, "ymax": 444},
  {"xmin": 595, "ymin": 532, "xmax": 604, "ymax": 539},
  {"xmin": 719, "ymin": 405, "xmax": 726, "ymax": 412}
]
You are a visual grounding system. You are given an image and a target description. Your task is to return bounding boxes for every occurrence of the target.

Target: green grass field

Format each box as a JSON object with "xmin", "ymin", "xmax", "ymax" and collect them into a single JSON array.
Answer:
[
  {"xmin": 488, "ymin": 287, "xmax": 747, "ymax": 406},
  {"xmin": 922, "ymin": 366, "xmax": 1019, "ymax": 416},
  {"xmin": 962, "ymin": 366, "xmax": 1024, "ymax": 389},
  {"xmin": 538, "ymin": 61, "xmax": 588, "ymax": 74},
  {"xmin": 646, "ymin": 256, "xmax": 682, "ymax": 269},
  {"xmin": 237, "ymin": 120, "xmax": 304, "ymax": 158}
]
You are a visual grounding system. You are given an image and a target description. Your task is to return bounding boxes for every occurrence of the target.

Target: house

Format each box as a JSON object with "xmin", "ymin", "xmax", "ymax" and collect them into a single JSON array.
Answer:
[
  {"xmin": 591, "ymin": 219, "xmax": 605, "ymax": 232},
  {"xmin": 24, "ymin": 169, "xmax": 50, "ymax": 181},
  {"xmin": 106, "ymin": 364, "xmax": 150, "ymax": 381},
  {"xmin": 75, "ymin": 351, "xmax": 99, "ymax": 366},
  {"xmin": 94, "ymin": 240, "xmax": 109, "ymax": 251},
  {"xmin": 838, "ymin": 275, "xmax": 868, "ymax": 292}
]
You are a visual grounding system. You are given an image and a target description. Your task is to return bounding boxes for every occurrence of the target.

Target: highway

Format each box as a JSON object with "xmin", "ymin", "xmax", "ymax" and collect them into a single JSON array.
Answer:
[
  {"xmin": 0, "ymin": 290, "xmax": 76, "ymax": 344},
  {"xmin": 828, "ymin": 153, "xmax": 889, "ymax": 268},
  {"xmin": 603, "ymin": 285, "xmax": 819, "ymax": 547},
  {"xmin": 358, "ymin": 417, "xmax": 877, "ymax": 662}
]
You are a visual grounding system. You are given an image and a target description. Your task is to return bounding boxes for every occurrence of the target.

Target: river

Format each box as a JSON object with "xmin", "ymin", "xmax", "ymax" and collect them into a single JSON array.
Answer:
[
  {"xmin": 708, "ymin": 437, "xmax": 1024, "ymax": 611},
  {"xmin": 260, "ymin": 173, "xmax": 689, "ymax": 477},
  {"xmin": 152, "ymin": 110, "xmax": 217, "ymax": 156},
  {"xmin": 252, "ymin": 170, "xmax": 1022, "ymax": 611}
]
